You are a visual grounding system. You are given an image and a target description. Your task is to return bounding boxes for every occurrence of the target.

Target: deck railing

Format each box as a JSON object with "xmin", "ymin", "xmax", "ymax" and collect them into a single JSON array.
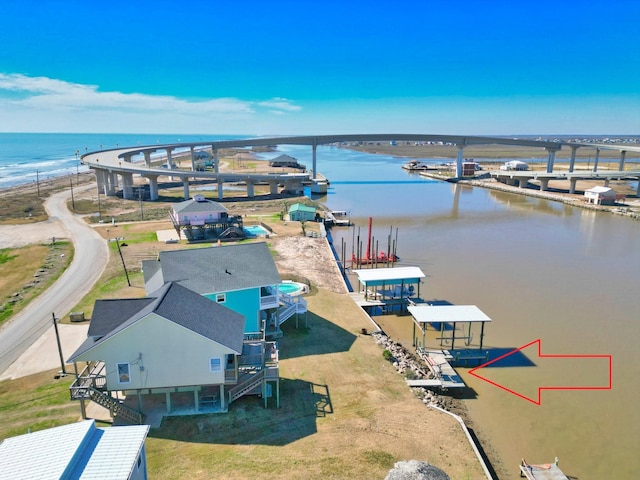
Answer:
[{"xmin": 69, "ymin": 361, "xmax": 108, "ymax": 400}]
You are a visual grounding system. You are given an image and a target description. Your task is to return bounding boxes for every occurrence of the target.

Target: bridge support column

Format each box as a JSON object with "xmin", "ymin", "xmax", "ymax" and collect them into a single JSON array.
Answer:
[
  {"xmin": 217, "ymin": 180, "xmax": 224, "ymax": 200},
  {"xmin": 636, "ymin": 179, "xmax": 640, "ymax": 197},
  {"xmin": 190, "ymin": 146, "xmax": 196, "ymax": 171},
  {"xmin": 593, "ymin": 148, "xmax": 600, "ymax": 172},
  {"xmin": 539, "ymin": 178, "xmax": 550, "ymax": 191},
  {"xmin": 569, "ymin": 178, "xmax": 578, "ymax": 194},
  {"xmin": 143, "ymin": 151, "xmax": 152, "ymax": 167},
  {"xmin": 546, "ymin": 148, "xmax": 557, "ymax": 173},
  {"xmin": 246, "ymin": 180, "xmax": 255, "ymax": 198},
  {"xmin": 518, "ymin": 177, "xmax": 528, "ymax": 188},
  {"xmin": 619, "ymin": 150, "xmax": 627, "ymax": 171},
  {"xmin": 121, "ymin": 173, "xmax": 134, "ymax": 200},
  {"xmin": 122, "ymin": 153, "xmax": 135, "ymax": 163},
  {"xmin": 569, "ymin": 145, "xmax": 578, "ymax": 172},
  {"xmin": 269, "ymin": 181, "xmax": 279, "ymax": 196},
  {"xmin": 213, "ymin": 147, "xmax": 219, "ymax": 174},
  {"xmin": 166, "ymin": 147, "xmax": 175, "ymax": 170},
  {"xmin": 604, "ymin": 178, "xmax": 610, "ymax": 187},
  {"xmin": 95, "ymin": 169, "xmax": 105, "ymax": 194},
  {"xmin": 145, "ymin": 175, "xmax": 159, "ymax": 201},
  {"xmin": 455, "ymin": 145, "xmax": 464, "ymax": 178},
  {"xmin": 107, "ymin": 172, "xmax": 117, "ymax": 196},
  {"xmin": 312, "ymin": 141, "xmax": 317, "ymax": 179},
  {"xmin": 183, "ymin": 178, "xmax": 190, "ymax": 199}
]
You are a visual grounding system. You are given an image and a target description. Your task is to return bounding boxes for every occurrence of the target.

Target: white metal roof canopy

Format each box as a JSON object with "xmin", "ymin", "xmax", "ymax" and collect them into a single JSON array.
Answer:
[
  {"xmin": 408, "ymin": 305, "xmax": 491, "ymax": 351},
  {"xmin": 353, "ymin": 266, "xmax": 425, "ymax": 284},
  {"xmin": 408, "ymin": 305, "xmax": 491, "ymax": 324}
]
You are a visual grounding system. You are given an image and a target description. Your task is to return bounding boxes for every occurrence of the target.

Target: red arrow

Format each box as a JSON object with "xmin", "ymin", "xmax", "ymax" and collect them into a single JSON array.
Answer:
[{"xmin": 468, "ymin": 339, "xmax": 612, "ymax": 405}]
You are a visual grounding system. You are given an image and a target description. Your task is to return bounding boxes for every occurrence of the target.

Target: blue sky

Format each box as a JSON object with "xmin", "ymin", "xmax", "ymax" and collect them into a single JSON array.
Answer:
[{"xmin": 0, "ymin": 0, "xmax": 638, "ymax": 135}]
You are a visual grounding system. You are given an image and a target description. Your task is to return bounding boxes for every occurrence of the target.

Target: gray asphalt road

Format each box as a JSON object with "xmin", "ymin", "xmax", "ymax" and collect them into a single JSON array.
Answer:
[{"xmin": 0, "ymin": 188, "xmax": 108, "ymax": 374}]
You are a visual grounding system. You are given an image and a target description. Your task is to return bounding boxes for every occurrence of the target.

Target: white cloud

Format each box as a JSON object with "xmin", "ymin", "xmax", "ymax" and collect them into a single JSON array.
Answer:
[
  {"xmin": 257, "ymin": 97, "xmax": 302, "ymax": 112},
  {"xmin": 0, "ymin": 73, "xmax": 302, "ymax": 133}
]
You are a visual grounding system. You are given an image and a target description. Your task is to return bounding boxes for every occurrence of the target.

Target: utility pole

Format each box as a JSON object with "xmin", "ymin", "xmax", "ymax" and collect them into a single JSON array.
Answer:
[
  {"xmin": 138, "ymin": 186, "xmax": 144, "ymax": 220},
  {"xmin": 115, "ymin": 237, "xmax": 131, "ymax": 286},
  {"xmin": 69, "ymin": 175, "xmax": 75, "ymax": 210},
  {"xmin": 52, "ymin": 313, "xmax": 67, "ymax": 376}
]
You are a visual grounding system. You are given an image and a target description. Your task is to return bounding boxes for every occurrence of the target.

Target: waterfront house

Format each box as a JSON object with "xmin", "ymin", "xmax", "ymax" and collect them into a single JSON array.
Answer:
[
  {"xmin": 269, "ymin": 153, "xmax": 304, "ymax": 169},
  {"xmin": 68, "ymin": 280, "xmax": 280, "ymax": 421},
  {"xmin": 171, "ymin": 194, "xmax": 229, "ymax": 226},
  {"xmin": 142, "ymin": 242, "xmax": 283, "ymax": 335},
  {"xmin": 584, "ymin": 186, "xmax": 619, "ymax": 205},
  {"xmin": 0, "ymin": 420, "xmax": 149, "ymax": 480},
  {"xmin": 169, "ymin": 195, "xmax": 245, "ymax": 241},
  {"xmin": 288, "ymin": 203, "xmax": 317, "ymax": 222}
]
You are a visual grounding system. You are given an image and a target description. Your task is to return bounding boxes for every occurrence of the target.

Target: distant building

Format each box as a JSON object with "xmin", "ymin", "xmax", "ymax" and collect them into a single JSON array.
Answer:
[
  {"xmin": 0, "ymin": 420, "xmax": 149, "ymax": 480},
  {"xmin": 288, "ymin": 203, "xmax": 317, "ymax": 222},
  {"xmin": 500, "ymin": 160, "xmax": 529, "ymax": 171},
  {"xmin": 170, "ymin": 195, "xmax": 244, "ymax": 241},
  {"xmin": 171, "ymin": 195, "xmax": 229, "ymax": 227},
  {"xmin": 269, "ymin": 154, "xmax": 304, "ymax": 169},
  {"xmin": 584, "ymin": 186, "xmax": 620, "ymax": 205}
]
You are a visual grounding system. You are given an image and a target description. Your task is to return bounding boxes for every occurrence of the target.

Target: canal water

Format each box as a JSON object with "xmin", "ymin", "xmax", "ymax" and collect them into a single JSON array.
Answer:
[{"xmin": 267, "ymin": 145, "xmax": 640, "ymax": 479}]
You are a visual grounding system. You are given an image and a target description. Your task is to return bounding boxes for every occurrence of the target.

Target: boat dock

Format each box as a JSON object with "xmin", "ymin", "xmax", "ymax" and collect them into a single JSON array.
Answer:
[
  {"xmin": 519, "ymin": 458, "xmax": 569, "ymax": 480},
  {"xmin": 324, "ymin": 210, "xmax": 352, "ymax": 226},
  {"xmin": 406, "ymin": 348, "xmax": 466, "ymax": 389}
]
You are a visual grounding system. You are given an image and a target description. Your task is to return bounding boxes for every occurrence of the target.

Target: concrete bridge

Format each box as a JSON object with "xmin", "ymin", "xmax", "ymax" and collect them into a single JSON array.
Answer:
[{"xmin": 81, "ymin": 134, "xmax": 640, "ymax": 201}]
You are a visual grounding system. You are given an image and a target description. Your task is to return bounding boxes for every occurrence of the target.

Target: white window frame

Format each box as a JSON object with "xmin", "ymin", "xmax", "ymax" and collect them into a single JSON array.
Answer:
[
  {"xmin": 216, "ymin": 293, "xmax": 226, "ymax": 303},
  {"xmin": 209, "ymin": 357, "xmax": 222, "ymax": 372},
  {"xmin": 117, "ymin": 362, "xmax": 131, "ymax": 384}
]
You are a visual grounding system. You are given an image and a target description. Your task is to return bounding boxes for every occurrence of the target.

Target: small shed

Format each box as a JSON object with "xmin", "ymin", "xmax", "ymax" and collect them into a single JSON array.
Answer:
[
  {"xmin": 288, "ymin": 203, "xmax": 316, "ymax": 222},
  {"xmin": 584, "ymin": 186, "xmax": 618, "ymax": 205}
]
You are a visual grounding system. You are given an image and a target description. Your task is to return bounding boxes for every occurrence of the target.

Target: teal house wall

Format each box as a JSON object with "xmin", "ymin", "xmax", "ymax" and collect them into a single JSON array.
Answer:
[{"xmin": 205, "ymin": 288, "xmax": 260, "ymax": 333}]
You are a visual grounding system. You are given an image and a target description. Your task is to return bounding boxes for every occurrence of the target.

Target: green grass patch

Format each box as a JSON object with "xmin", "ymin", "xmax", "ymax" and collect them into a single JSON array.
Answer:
[
  {"xmin": 0, "ymin": 370, "xmax": 79, "ymax": 440},
  {"xmin": 0, "ymin": 249, "xmax": 18, "ymax": 265}
]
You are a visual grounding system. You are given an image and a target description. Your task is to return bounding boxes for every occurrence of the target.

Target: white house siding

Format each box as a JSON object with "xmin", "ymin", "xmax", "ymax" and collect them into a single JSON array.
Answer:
[{"xmin": 73, "ymin": 313, "xmax": 237, "ymax": 390}]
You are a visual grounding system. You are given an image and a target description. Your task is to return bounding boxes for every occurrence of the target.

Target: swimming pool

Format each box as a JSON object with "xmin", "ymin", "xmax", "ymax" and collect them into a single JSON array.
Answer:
[
  {"xmin": 243, "ymin": 225, "xmax": 270, "ymax": 237},
  {"xmin": 278, "ymin": 281, "xmax": 308, "ymax": 295}
]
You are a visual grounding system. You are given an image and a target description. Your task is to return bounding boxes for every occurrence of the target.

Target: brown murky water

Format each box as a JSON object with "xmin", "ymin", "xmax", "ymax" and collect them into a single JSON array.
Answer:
[{"xmin": 326, "ymin": 179, "xmax": 639, "ymax": 479}]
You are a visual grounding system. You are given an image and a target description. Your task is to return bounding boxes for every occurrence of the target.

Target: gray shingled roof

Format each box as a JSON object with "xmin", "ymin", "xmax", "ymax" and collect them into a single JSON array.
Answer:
[
  {"xmin": 172, "ymin": 197, "xmax": 228, "ymax": 215},
  {"xmin": 145, "ymin": 242, "xmax": 281, "ymax": 295},
  {"xmin": 68, "ymin": 282, "xmax": 245, "ymax": 362},
  {"xmin": 88, "ymin": 298, "xmax": 155, "ymax": 337}
]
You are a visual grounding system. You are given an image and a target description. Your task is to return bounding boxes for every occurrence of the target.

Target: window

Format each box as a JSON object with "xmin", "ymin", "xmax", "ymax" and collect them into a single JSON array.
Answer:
[
  {"xmin": 216, "ymin": 293, "xmax": 226, "ymax": 303},
  {"xmin": 209, "ymin": 358, "xmax": 221, "ymax": 372},
  {"xmin": 117, "ymin": 363, "xmax": 130, "ymax": 384}
]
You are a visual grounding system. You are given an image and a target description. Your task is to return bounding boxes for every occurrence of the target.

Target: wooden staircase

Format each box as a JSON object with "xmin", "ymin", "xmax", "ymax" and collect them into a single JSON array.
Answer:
[
  {"xmin": 228, "ymin": 370, "xmax": 265, "ymax": 404},
  {"xmin": 87, "ymin": 387, "xmax": 143, "ymax": 425}
]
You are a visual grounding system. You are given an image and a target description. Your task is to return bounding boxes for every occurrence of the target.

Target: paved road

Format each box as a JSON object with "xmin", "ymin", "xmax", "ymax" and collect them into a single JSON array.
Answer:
[{"xmin": 0, "ymin": 188, "xmax": 108, "ymax": 374}]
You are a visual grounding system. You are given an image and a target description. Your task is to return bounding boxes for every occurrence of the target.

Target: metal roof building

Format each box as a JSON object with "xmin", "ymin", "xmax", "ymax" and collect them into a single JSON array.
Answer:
[{"xmin": 0, "ymin": 420, "xmax": 149, "ymax": 480}]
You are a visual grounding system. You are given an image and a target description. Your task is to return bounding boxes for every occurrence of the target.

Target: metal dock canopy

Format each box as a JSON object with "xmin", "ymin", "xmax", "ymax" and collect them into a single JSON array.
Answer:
[
  {"xmin": 353, "ymin": 266, "xmax": 425, "ymax": 300},
  {"xmin": 408, "ymin": 305, "xmax": 492, "ymax": 350}
]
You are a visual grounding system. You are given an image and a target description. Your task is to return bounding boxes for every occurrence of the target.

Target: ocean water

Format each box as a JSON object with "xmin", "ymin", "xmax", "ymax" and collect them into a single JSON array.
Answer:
[{"xmin": 0, "ymin": 133, "xmax": 243, "ymax": 189}]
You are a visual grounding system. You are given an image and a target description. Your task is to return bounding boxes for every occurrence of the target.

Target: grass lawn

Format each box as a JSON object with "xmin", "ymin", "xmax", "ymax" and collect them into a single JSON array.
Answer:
[
  {"xmin": 143, "ymin": 288, "xmax": 485, "ymax": 480},
  {"xmin": 0, "ymin": 242, "xmax": 73, "ymax": 326}
]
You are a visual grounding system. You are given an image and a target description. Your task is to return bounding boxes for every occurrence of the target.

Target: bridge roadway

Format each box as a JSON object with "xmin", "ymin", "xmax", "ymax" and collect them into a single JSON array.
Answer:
[
  {"xmin": 491, "ymin": 169, "xmax": 640, "ymax": 195},
  {"xmin": 80, "ymin": 134, "xmax": 640, "ymax": 201}
]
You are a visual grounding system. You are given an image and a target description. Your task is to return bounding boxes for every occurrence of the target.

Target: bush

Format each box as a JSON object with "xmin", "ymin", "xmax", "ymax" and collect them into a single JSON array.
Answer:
[{"xmin": 382, "ymin": 349, "xmax": 393, "ymax": 362}]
